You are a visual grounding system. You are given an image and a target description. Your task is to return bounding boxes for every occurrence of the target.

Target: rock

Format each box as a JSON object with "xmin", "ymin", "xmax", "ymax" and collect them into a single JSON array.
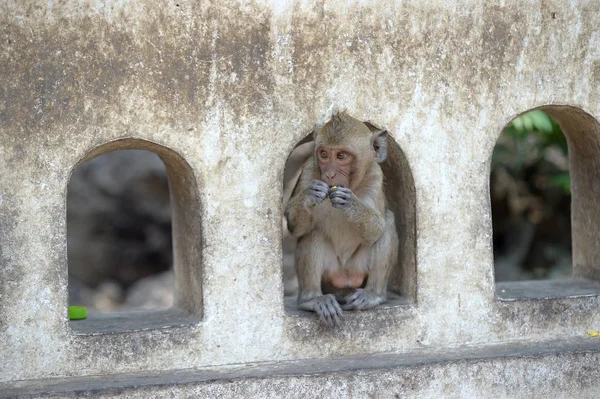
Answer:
[{"xmin": 124, "ymin": 270, "xmax": 174, "ymax": 309}]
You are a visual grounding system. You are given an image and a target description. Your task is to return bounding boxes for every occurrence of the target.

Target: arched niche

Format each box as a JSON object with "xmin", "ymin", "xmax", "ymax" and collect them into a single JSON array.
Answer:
[
  {"xmin": 68, "ymin": 139, "xmax": 202, "ymax": 333},
  {"xmin": 493, "ymin": 106, "xmax": 600, "ymax": 300},
  {"xmin": 282, "ymin": 121, "xmax": 417, "ymax": 311}
]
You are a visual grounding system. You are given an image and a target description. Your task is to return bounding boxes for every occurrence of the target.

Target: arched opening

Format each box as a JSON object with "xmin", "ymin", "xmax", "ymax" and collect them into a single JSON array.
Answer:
[
  {"xmin": 491, "ymin": 110, "xmax": 571, "ymax": 281},
  {"xmin": 493, "ymin": 106, "xmax": 600, "ymax": 299},
  {"xmin": 67, "ymin": 139, "xmax": 202, "ymax": 333},
  {"xmin": 282, "ymin": 120, "xmax": 417, "ymax": 313}
]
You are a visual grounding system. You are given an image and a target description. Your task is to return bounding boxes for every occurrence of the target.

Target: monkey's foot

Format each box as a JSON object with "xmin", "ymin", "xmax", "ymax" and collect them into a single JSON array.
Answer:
[
  {"xmin": 342, "ymin": 289, "xmax": 385, "ymax": 311},
  {"xmin": 314, "ymin": 294, "xmax": 343, "ymax": 326}
]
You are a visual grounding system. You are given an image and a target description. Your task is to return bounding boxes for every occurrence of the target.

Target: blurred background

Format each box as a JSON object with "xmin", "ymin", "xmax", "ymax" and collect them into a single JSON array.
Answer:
[
  {"xmin": 67, "ymin": 150, "xmax": 174, "ymax": 311},
  {"xmin": 491, "ymin": 110, "xmax": 571, "ymax": 281},
  {"xmin": 67, "ymin": 111, "xmax": 572, "ymax": 311}
]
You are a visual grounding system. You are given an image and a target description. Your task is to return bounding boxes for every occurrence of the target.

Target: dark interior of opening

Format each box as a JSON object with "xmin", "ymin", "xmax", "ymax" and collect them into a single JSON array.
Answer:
[
  {"xmin": 494, "ymin": 106, "xmax": 600, "ymax": 301},
  {"xmin": 283, "ymin": 124, "xmax": 417, "ymax": 313},
  {"xmin": 491, "ymin": 110, "xmax": 572, "ymax": 282},
  {"xmin": 67, "ymin": 149, "xmax": 174, "ymax": 312}
]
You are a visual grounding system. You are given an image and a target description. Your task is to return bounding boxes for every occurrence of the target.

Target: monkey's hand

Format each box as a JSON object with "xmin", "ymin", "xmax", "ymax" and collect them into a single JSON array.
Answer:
[
  {"xmin": 342, "ymin": 289, "xmax": 385, "ymax": 311},
  {"xmin": 314, "ymin": 294, "xmax": 344, "ymax": 326},
  {"xmin": 304, "ymin": 180, "xmax": 329, "ymax": 209},
  {"xmin": 329, "ymin": 187, "xmax": 353, "ymax": 210}
]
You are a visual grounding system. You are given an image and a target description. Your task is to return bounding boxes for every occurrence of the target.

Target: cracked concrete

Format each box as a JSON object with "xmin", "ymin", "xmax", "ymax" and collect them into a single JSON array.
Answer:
[{"xmin": 1, "ymin": 0, "xmax": 600, "ymax": 395}]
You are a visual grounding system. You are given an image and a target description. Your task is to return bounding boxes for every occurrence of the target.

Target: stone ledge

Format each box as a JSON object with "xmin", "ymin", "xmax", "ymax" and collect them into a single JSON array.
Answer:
[
  {"xmin": 68, "ymin": 307, "xmax": 200, "ymax": 335},
  {"xmin": 496, "ymin": 278, "xmax": 600, "ymax": 301},
  {"xmin": 3, "ymin": 337, "xmax": 600, "ymax": 398}
]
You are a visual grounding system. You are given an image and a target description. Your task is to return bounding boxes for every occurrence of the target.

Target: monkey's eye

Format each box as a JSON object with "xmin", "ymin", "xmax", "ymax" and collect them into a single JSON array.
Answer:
[
  {"xmin": 320, "ymin": 150, "xmax": 329, "ymax": 159},
  {"xmin": 337, "ymin": 152, "xmax": 347, "ymax": 160}
]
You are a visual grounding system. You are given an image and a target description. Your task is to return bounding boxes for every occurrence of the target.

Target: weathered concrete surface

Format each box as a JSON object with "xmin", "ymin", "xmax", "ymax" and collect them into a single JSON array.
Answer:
[
  {"xmin": 2, "ymin": 337, "xmax": 600, "ymax": 398},
  {"xmin": 2, "ymin": 0, "xmax": 600, "ymax": 393}
]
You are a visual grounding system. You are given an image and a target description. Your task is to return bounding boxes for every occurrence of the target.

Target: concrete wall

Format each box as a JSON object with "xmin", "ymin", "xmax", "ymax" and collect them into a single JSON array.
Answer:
[{"xmin": 2, "ymin": 0, "xmax": 600, "ymax": 395}]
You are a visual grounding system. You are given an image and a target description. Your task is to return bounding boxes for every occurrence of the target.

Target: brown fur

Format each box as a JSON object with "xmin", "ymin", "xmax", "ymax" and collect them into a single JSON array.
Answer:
[{"xmin": 285, "ymin": 113, "xmax": 399, "ymax": 326}]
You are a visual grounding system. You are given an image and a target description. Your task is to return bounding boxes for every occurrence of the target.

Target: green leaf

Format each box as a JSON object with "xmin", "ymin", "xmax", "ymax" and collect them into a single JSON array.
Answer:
[
  {"xmin": 509, "ymin": 110, "xmax": 556, "ymax": 136},
  {"xmin": 510, "ymin": 116, "xmax": 524, "ymax": 134},
  {"xmin": 549, "ymin": 172, "xmax": 571, "ymax": 195},
  {"xmin": 529, "ymin": 110, "xmax": 554, "ymax": 134}
]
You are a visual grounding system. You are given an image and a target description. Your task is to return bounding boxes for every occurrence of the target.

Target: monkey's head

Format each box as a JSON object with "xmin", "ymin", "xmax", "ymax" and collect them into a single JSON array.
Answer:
[{"xmin": 314, "ymin": 112, "xmax": 388, "ymax": 189}]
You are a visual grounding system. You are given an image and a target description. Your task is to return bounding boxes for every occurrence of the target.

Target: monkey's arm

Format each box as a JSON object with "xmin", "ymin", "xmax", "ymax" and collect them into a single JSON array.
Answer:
[
  {"xmin": 330, "ymin": 188, "xmax": 385, "ymax": 244},
  {"xmin": 285, "ymin": 168, "xmax": 329, "ymax": 237},
  {"xmin": 285, "ymin": 188, "xmax": 313, "ymax": 238},
  {"xmin": 296, "ymin": 233, "xmax": 343, "ymax": 326}
]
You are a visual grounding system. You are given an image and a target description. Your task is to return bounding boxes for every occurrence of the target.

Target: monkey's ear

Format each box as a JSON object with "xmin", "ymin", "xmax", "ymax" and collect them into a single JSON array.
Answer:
[{"xmin": 371, "ymin": 130, "xmax": 388, "ymax": 163}]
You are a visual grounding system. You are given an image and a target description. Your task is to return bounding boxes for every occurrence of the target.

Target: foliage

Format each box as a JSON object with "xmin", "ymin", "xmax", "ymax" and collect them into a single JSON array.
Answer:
[{"xmin": 492, "ymin": 110, "xmax": 570, "ymax": 194}]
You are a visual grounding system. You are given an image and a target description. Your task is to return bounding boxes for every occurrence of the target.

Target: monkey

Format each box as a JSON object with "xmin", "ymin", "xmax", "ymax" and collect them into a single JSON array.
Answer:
[{"xmin": 285, "ymin": 112, "xmax": 398, "ymax": 326}]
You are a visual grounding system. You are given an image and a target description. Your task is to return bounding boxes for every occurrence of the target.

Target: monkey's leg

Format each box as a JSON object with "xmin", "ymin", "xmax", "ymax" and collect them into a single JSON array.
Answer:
[
  {"xmin": 343, "ymin": 210, "xmax": 398, "ymax": 311},
  {"xmin": 296, "ymin": 231, "xmax": 343, "ymax": 326}
]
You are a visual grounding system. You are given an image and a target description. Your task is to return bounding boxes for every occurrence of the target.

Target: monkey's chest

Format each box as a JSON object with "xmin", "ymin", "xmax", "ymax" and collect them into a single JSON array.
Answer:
[{"xmin": 314, "ymin": 203, "xmax": 363, "ymax": 265}]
